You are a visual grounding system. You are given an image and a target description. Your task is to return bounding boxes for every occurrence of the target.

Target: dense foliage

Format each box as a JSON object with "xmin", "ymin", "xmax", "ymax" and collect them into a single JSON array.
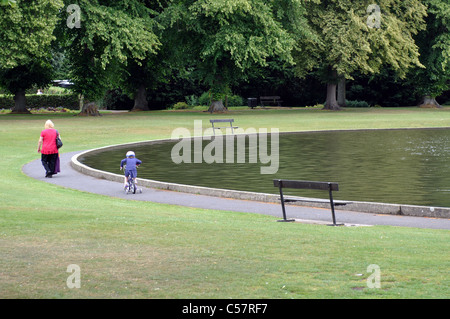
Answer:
[
  {"xmin": 0, "ymin": 0, "xmax": 63, "ymax": 112},
  {"xmin": 0, "ymin": 0, "xmax": 448, "ymax": 111}
]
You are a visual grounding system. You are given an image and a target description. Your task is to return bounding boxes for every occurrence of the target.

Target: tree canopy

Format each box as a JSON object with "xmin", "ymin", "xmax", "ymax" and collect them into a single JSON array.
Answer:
[
  {"xmin": 294, "ymin": 0, "xmax": 427, "ymax": 109},
  {"xmin": 409, "ymin": 0, "xmax": 450, "ymax": 107},
  {"xmin": 162, "ymin": 0, "xmax": 299, "ymax": 112},
  {"xmin": 0, "ymin": 0, "xmax": 448, "ymax": 113},
  {"xmin": 0, "ymin": 0, "xmax": 63, "ymax": 113},
  {"xmin": 58, "ymin": 0, "xmax": 161, "ymax": 106}
]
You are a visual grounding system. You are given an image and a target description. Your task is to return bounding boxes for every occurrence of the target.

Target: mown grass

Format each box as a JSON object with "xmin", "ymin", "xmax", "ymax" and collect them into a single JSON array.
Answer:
[{"xmin": 0, "ymin": 106, "xmax": 449, "ymax": 299}]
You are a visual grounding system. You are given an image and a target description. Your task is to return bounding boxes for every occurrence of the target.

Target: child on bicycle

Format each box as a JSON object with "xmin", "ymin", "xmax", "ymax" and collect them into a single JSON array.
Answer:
[{"xmin": 120, "ymin": 151, "xmax": 142, "ymax": 189}]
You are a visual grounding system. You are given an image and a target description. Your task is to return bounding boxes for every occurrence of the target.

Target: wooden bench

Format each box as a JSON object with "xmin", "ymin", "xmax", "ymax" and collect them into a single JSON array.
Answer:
[
  {"xmin": 273, "ymin": 179, "xmax": 345, "ymax": 226},
  {"xmin": 210, "ymin": 119, "xmax": 238, "ymax": 135},
  {"xmin": 260, "ymin": 96, "xmax": 283, "ymax": 107}
]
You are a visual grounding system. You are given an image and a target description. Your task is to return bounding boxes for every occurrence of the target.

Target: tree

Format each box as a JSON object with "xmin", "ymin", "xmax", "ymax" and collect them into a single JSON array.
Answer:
[
  {"xmin": 0, "ymin": 0, "xmax": 64, "ymax": 113},
  {"xmin": 119, "ymin": 55, "xmax": 170, "ymax": 111},
  {"xmin": 117, "ymin": 1, "xmax": 168, "ymax": 112},
  {"xmin": 58, "ymin": 0, "xmax": 160, "ymax": 114},
  {"xmin": 410, "ymin": 0, "xmax": 450, "ymax": 108},
  {"xmin": 295, "ymin": 0, "xmax": 427, "ymax": 110},
  {"xmin": 0, "ymin": 0, "xmax": 16, "ymax": 6},
  {"xmin": 163, "ymin": 0, "xmax": 297, "ymax": 112}
]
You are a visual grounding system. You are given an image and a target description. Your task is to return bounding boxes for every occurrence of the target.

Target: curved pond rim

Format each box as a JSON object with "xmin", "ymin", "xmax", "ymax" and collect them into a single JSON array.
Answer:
[{"xmin": 71, "ymin": 127, "xmax": 450, "ymax": 219}]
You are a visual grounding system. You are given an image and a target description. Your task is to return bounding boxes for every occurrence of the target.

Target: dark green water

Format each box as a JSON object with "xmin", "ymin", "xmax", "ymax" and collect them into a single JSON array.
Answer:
[{"xmin": 80, "ymin": 128, "xmax": 450, "ymax": 207}]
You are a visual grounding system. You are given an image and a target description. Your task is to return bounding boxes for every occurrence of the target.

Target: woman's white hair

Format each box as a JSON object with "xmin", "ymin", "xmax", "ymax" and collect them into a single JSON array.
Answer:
[{"xmin": 44, "ymin": 120, "xmax": 54, "ymax": 129}]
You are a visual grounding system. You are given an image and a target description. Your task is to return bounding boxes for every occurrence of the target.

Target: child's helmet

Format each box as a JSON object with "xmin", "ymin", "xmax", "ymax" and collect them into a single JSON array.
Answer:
[{"xmin": 126, "ymin": 151, "xmax": 135, "ymax": 157}]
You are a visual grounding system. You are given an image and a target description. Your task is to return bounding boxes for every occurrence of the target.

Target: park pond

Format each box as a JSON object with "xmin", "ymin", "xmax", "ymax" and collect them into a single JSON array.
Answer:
[{"xmin": 80, "ymin": 128, "xmax": 450, "ymax": 208}]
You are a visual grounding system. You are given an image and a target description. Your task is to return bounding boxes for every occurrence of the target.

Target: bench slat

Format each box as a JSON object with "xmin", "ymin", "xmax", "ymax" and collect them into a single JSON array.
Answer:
[
  {"xmin": 259, "ymin": 96, "xmax": 282, "ymax": 107},
  {"xmin": 273, "ymin": 179, "xmax": 339, "ymax": 191},
  {"xmin": 213, "ymin": 127, "xmax": 239, "ymax": 129},
  {"xmin": 210, "ymin": 119, "xmax": 234, "ymax": 123},
  {"xmin": 279, "ymin": 196, "xmax": 350, "ymax": 206}
]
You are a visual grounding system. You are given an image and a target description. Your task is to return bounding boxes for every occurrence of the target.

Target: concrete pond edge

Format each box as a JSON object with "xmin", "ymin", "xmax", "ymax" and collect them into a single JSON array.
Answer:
[{"xmin": 70, "ymin": 134, "xmax": 450, "ymax": 219}]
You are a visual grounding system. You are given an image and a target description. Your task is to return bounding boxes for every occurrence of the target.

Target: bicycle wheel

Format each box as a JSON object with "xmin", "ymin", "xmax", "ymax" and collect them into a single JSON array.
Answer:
[{"xmin": 125, "ymin": 180, "xmax": 133, "ymax": 194}]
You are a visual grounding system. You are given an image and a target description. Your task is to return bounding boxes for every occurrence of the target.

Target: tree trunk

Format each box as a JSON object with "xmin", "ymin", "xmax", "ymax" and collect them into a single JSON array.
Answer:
[
  {"xmin": 131, "ymin": 84, "xmax": 149, "ymax": 111},
  {"xmin": 323, "ymin": 69, "xmax": 341, "ymax": 111},
  {"xmin": 324, "ymin": 83, "xmax": 341, "ymax": 110},
  {"xmin": 11, "ymin": 89, "xmax": 31, "ymax": 114},
  {"xmin": 337, "ymin": 77, "xmax": 346, "ymax": 107},
  {"xmin": 78, "ymin": 102, "xmax": 101, "ymax": 116},
  {"xmin": 418, "ymin": 95, "xmax": 442, "ymax": 108},
  {"xmin": 208, "ymin": 100, "xmax": 228, "ymax": 113}
]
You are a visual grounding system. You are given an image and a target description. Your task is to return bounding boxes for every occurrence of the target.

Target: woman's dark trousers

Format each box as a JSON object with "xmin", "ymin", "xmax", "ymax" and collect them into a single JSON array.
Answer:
[{"xmin": 41, "ymin": 153, "xmax": 58, "ymax": 177}]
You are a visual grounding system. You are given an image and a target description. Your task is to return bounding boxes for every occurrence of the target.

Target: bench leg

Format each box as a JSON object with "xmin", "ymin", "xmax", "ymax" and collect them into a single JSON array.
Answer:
[
  {"xmin": 277, "ymin": 183, "xmax": 295, "ymax": 222},
  {"xmin": 328, "ymin": 185, "xmax": 344, "ymax": 226}
]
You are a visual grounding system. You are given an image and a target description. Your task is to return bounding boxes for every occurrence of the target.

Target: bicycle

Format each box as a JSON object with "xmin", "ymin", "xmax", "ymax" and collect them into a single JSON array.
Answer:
[{"xmin": 121, "ymin": 168, "xmax": 142, "ymax": 194}]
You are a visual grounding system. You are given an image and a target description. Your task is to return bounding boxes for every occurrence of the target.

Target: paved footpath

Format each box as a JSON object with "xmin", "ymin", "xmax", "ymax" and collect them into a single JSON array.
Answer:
[{"xmin": 23, "ymin": 151, "xmax": 450, "ymax": 230}]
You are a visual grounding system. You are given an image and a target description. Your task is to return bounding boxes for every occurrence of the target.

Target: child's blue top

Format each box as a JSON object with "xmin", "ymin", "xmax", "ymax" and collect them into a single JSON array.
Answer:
[{"xmin": 120, "ymin": 157, "xmax": 142, "ymax": 171}]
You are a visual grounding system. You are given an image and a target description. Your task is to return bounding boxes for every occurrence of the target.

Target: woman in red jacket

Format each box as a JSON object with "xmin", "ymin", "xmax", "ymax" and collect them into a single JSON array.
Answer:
[{"xmin": 37, "ymin": 120, "xmax": 60, "ymax": 178}]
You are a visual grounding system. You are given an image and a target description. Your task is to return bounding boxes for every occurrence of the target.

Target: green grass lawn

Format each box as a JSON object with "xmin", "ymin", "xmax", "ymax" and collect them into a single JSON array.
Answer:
[{"xmin": 0, "ymin": 106, "xmax": 449, "ymax": 299}]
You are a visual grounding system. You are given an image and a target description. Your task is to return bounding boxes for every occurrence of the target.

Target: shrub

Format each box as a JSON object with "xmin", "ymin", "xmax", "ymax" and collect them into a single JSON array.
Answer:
[
  {"xmin": 172, "ymin": 101, "xmax": 190, "ymax": 110},
  {"xmin": 197, "ymin": 91, "xmax": 244, "ymax": 107},
  {"xmin": 0, "ymin": 95, "xmax": 13, "ymax": 109},
  {"xmin": 226, "ymin": 94, "xmax": 244, "ymax": 107},
  {"xmin": 185, "ymin": 95, "xmax": 199, "ymax": 107},
  {"xmin": 0, "ymin": 94, "xmax": 80, "ymax": 110},
  {"xmin": 345, "ymin": 100, "xmax": 369, "ymax": 108},
  {"xmin": 198, "ymin": 91, "xmax": 211, "ymax": 106}
]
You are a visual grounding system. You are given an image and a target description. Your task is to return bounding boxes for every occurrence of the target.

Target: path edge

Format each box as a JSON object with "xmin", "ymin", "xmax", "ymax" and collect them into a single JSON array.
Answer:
[{"xmin": 70, "ymin": 139, "xmax": 450, "ymax": 219}]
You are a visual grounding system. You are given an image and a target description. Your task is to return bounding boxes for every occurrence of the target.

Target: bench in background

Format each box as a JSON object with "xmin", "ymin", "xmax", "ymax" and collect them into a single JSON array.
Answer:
[{"xmin": 260, "ymin": 96, "xmax": 283, "ymax": 107}]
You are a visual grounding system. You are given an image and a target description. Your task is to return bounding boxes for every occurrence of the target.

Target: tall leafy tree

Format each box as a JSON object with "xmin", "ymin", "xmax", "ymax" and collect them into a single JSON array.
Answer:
[
  {"xmin": 163, "ymin": 0, "xmax": 297, "ymax": 112},
  {"xmin": 0, "ymin": 0, "xmax": 64, "ymax": 113},
  {"xmin": 58, "ymin": 0, "xmax": 160, "ymax": 113},
  {"xmin": 117, "ymin": 1, "xmax": 168, "ymax": 111},
  {"xmin": 295, "ymin": 0, "xmax": 427, "ymax": 110},
  {"xmin": 410, "ymin": 0, "xmax": 450, "ymax": 107}
]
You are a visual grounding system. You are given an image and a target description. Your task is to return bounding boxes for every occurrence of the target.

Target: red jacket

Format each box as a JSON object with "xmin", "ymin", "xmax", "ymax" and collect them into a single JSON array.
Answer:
[{"xmin": 40, "ymin": 129, "xmax": 59, "ymax": 154}]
